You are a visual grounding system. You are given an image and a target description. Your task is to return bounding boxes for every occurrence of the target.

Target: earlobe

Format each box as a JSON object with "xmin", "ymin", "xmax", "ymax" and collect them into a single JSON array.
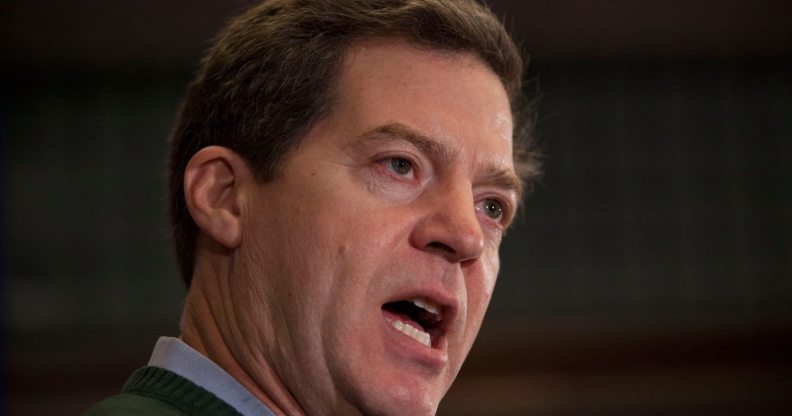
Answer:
[{"xmin": 184, "ymin": 146, "xmax": 250, "ymax": 249}]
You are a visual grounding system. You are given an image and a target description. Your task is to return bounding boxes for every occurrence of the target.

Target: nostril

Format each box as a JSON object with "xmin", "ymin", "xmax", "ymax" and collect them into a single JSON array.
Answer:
[{"xmin": 427, "ymin": 241, "xmax": 455, "ymax": 254}]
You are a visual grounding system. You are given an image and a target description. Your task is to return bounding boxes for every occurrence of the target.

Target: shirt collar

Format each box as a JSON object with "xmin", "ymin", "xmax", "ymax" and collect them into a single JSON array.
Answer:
[{"xmin": 148, "ymin": 336, "xmax": 275, "ymax": 416}]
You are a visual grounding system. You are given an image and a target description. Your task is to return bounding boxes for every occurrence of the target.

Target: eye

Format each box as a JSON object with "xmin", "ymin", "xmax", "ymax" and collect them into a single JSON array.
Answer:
[
  {"xmin": 386, "ymin": 157, "xmax": 413, "ymax": 176},
  {"xmin": 476, "ymin": 198, "xmax": 504, "ymax": 220}
]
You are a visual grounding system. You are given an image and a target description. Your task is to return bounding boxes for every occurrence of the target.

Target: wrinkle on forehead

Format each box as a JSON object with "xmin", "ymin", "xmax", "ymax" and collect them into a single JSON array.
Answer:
[{"xmin": 338, "ymin": 39, "xmax": 517, "ymax": 187}]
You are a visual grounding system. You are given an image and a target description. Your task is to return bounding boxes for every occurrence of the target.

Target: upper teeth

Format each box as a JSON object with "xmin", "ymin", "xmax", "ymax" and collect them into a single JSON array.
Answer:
[{"xmin": 410, "ymin": 297, "xmax": 440, "ymax": 315}]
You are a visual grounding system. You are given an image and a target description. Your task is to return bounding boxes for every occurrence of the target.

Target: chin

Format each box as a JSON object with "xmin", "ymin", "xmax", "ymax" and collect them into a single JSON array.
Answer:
[
  {"xmin": 341, "ymin": 366, "xmax": 448, "ymax": 416},
  {"xmin": 355, "ymin": 387, "xmax": 439, "ymax": 416}
]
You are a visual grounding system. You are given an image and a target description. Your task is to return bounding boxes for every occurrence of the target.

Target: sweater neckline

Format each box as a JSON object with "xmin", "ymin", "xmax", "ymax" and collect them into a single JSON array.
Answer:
[{"xmin": 123, "ymin": 366, "xmax": 243, "ymax": 416}]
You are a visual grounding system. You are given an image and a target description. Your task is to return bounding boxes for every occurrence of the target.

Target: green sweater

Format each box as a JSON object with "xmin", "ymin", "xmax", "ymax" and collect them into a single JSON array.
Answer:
[{"xmin": 84, "ymin": 366, "xmax": 243, "ymax": 416}]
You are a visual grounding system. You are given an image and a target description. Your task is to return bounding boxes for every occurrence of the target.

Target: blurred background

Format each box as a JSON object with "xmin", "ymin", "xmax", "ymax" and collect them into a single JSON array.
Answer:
[{"xmin": 3, "ymin": 0, "xmax": 791, "ymax": 415}]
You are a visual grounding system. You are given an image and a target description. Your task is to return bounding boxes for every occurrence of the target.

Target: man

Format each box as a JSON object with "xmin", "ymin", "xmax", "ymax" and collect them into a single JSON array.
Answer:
[{"xmin": 86, "ymin": 0, "xmax": 540, "ymax": 415}]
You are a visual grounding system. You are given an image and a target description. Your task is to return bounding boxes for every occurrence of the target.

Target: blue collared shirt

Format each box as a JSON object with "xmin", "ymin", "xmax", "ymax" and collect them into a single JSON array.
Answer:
[{"xmin": 148, "ymin": 336, "xmax": 276, "ymax": 416}]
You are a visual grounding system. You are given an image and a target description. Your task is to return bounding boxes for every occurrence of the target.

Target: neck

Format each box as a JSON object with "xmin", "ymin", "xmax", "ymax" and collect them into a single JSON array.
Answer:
[{"xmin": 179, "ymin": 248, "xmax": 307, "ymax": 416}]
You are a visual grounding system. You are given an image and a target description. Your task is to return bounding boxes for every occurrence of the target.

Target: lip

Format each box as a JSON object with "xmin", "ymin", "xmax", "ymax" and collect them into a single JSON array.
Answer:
[
  {"xmin": 381, "ymin": 310, "xmax": 449, "ymax": 370},
  {"xmin": 380, "ymin": 288, "xmax": 459, "ymax": 369}
]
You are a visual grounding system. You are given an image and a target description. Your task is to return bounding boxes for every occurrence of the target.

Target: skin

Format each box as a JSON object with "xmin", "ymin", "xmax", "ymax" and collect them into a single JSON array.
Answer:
[{"xmin": 180, "ymin": 40, "xmax": 519, "ymax": 415}]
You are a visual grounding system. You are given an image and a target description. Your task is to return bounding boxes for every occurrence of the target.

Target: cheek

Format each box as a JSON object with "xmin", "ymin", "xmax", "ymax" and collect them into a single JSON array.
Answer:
[
  {"xmin": 479, "ymin": 250, "xmax": 500, "ymax": 299},
  {"xmin": 466, "ymin": 251, "xmax": 500, "ymax": 325},
  {"xmin": 237, "ymin": 190, "xmax": 337, "ymax": 317}
]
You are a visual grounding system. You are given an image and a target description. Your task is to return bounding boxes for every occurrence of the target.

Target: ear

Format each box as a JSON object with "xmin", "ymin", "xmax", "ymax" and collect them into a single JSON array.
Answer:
[{"xmin": 183, "ymin": 146, "xmax": 251, "ymax": 249}]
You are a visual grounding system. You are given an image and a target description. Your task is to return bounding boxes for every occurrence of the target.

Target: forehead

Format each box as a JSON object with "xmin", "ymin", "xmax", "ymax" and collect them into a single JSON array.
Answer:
[{"xmin": 332, "ymin": 39, "xmax": 515, "ymax": 167}]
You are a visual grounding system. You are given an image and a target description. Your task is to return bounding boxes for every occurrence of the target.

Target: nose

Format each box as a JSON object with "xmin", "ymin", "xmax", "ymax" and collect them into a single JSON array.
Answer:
[{"xmin": 410, "ymin": 184, "xmax": 485, "ymax": 264}]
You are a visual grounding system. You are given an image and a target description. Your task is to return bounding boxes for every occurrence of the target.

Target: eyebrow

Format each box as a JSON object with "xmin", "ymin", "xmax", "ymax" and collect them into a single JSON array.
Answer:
[
  {"xmin": 360, "ymin": 123, "xmax": 524, "ymax": 200},
  {"xmin": 482, "ymin": 165, "xmax": 524, "ymax": 201},
  {"xmin": 363, "ymin": 123, "xmax": 458, "ymax": 166}
]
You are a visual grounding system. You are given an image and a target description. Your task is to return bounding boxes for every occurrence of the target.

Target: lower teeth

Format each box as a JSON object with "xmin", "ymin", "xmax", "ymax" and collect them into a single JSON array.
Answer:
[{"xmin": 390, "ymin": 319, "xmax": 431, "ymax": 347}]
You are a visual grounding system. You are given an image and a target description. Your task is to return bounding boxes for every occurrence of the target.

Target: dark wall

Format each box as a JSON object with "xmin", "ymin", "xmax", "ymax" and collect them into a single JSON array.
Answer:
[{"xmin": 498, "ymin": 58, "xmax": 792, "ymax": 322}]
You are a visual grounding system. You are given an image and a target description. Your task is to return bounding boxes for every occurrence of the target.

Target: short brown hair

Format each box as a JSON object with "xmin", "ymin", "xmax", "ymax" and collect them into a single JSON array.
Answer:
[{"xmin": 168, "ymin": 0, "xmax": 540, "ymax": 286}]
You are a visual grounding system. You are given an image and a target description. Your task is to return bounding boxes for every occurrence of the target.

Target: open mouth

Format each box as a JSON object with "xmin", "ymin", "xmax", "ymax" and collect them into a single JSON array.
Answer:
[{"xmin": 382, "ymin": 297, "xmax": 444, "ymax": 348}]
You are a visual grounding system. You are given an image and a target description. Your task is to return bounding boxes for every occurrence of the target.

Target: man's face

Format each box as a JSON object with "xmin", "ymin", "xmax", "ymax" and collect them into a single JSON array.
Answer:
[{"xmin": 232, "ymin": 40, "xmax": 518, "ymax": 415}]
